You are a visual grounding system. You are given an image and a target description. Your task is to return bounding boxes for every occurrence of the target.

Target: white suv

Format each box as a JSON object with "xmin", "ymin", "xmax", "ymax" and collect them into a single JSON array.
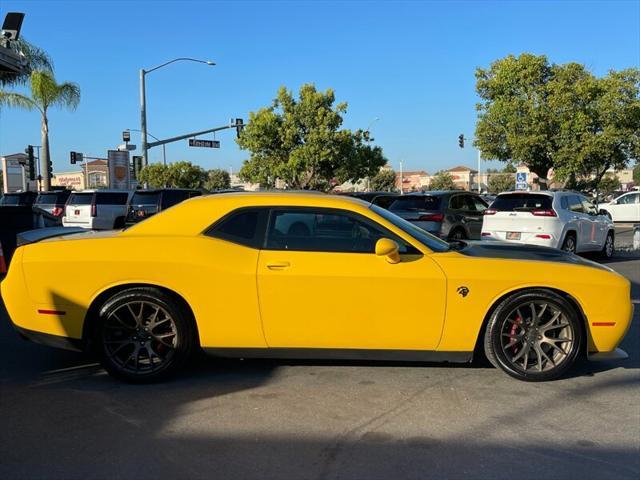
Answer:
[
  {"xmin": 62, "ymin": 190, "xmax": 132, "ymax": 230},
  {"xmin": 481, "ymin": 191, "xmax": 615, "ymax": 257}
]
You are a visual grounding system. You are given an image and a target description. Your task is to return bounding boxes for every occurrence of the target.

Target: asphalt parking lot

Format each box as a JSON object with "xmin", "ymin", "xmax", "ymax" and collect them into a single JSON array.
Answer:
[{"xmin": 0, "ymin": 251, "xmax": 638, "ymax": 479}]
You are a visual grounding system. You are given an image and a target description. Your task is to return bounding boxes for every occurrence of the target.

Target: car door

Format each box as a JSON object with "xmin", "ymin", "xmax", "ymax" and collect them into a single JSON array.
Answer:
[
  {"xmin": 610, "ymin": 193, "xmax": 640, "ymax": 222},
  {"xmin": 566, "ymin": 195, "xmax": 591, "ymax": 251},
  {"xmin": 463, "ymin": 195, "xmax": 488, "ymax": 239},
  {"xmin": 580, "ymin": 196, "xmax": 606, "ymax": 248},
  {"xmin": 256, "ymin": 207, "xmax": 447, "ymax": 350}
]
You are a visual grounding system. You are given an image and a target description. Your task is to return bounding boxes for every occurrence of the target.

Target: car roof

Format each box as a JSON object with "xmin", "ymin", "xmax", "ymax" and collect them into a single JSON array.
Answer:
[
  {"xmin": 121, "ymin": 192, "xmax": 372, "ymax": 237},
  {"xmin": 133, "ymin": 188, "xmax": 200, "ymax": 193},
  {"xmin": 72, "ymin": 189, "xmax": 131, "ymax": 193}
]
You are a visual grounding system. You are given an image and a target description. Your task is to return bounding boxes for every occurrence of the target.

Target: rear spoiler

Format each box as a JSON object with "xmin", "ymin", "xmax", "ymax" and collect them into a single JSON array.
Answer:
[{"xmin": 16, "ymin": 227, "xmax": 87, "ymax": 247}]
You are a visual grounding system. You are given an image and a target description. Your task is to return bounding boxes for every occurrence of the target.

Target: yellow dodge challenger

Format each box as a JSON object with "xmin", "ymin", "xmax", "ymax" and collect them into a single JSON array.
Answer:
[{"xmin": 1, "ymin": 192, "xmax": 633, "ymax": 382}]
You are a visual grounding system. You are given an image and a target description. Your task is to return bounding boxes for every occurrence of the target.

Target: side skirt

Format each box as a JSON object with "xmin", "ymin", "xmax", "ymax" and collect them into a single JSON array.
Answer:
[{"xmin": 203, "ymin": 347, "xmax": 473, "ymax": 363}]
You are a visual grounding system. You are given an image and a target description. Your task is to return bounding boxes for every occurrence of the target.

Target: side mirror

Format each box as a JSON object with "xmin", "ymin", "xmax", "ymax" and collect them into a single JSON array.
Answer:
[
  {"xmin": 375, "ymin": 238, "xmax": 401, "ymax": 264},
  {"xmin": 599, "ymin": 209, "xmax": 611, "ymax": 218}
]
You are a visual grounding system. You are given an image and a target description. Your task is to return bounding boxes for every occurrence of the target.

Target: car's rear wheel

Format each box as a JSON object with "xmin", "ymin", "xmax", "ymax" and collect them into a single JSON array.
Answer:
[
  {"xmin": 561, "ymin": 233, "xmax": 577, "ymax": 254},
  {"xmin": 96, "ymin": 287, "xmax": 196, "ymax": 382},
  {"xmin": 484, "ymin": 290, "xmax": 583, "ymax": 381},
  {"xmin": 449, "ymin": 228, "xmax": 466, "ymax": 240},
  {"xmin": 600, "ymin": 231, "xmax": 614, "ymax": 259}
]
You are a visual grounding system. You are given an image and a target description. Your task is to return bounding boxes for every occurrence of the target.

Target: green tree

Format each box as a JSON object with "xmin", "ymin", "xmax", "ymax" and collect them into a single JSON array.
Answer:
[
  {"xmin": 0, "ymin": 70, "xmax": 80, "ymax": 191},
  {"xmin": 237, "ymin": 84, "xmax": 386, "ymax": 191},
  {"xmin": 634, "ymin": 163, "xmax": 640, "ymax": 185},
  {"xmin": 595, "ymin": 173, "xmax": 621, "ymax": 193},
  {"xmin": 138, "ymin": 163, "xmax": 170, "ymax": 188},
  {"xmin": 0, "ymin": 38, "xmax": 53, "ymax": 87},
  {"xmin": 428, "ymin": 171, "xmax": 457, "ymax": 190},
  {"xmin": 475, "ymin": 54, "xmax": 640, "ymax": 190},
  {"xmin": 166, "ymin": 161, "xmax": 207, "ymax": 188},
  {"xmin": 487, "ymin": 173, "xmax": 515, "ymax": 193},
  {"xmin": 205, "ymin": 168, "xmax": 231, "ymax": 191},
  {"xmin": 370, "ymin": 169, "xmax": 397, "ymax": 191},
  {"xmin": 502, "ymin": 163, "xmax": 517, "ymax": 173},
  {"xmin": 475, "ymin": 54, "xmax": 558, "ymax": 188},
  {"xmin": 552, "ymin": 68, "xmax": 640, "ymax": 189}
]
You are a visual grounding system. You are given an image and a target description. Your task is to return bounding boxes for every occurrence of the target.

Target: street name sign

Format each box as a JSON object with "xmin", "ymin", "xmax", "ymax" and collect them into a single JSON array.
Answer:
[{"xmin": 189, "ymin": 139, "xmax": 220, "ymax": 148}]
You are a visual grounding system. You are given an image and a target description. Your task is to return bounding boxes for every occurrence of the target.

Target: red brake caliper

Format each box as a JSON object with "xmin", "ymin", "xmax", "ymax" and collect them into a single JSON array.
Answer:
[{"xmin": 510, "ymin": 316, "xmax": 522, "ymax": 353}]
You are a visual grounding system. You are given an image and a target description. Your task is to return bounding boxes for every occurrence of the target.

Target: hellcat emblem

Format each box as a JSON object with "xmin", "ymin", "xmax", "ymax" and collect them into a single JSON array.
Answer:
[{"xmin": 457, "ymin": 286, "xmax": 469, "ymax": 297}]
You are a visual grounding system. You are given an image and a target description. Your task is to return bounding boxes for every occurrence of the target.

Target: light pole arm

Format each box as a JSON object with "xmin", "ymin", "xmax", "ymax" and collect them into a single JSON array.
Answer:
[
  {"xmin": 144, "ymin": 57, "xmax": 215, "ymax": 74},
  {"xmin": 147, "ymin": 123, "xmax": 236, "ymax": 148}
]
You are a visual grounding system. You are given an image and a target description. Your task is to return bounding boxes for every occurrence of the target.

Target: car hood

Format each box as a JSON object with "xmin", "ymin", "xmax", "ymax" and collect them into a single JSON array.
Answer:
[{"xmin": 456, "ymin": 241, "xmax": 612, "ymax": 271}]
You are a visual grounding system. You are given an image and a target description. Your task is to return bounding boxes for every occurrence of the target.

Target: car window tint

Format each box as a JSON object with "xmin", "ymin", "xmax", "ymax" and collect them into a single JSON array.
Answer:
[
  {"xmin": 68, "ymin": 193, "xmax": 94, "ymax": 205},
  {"xmin": 265, "ymin": 209, "xmax": 412, "ymax": 254},
  {"xmin": 465, "ymin": 195, "xmax": 487, "ymax": 212},
  {"xmin": 160, "ymin": 190, "xmax": 189, "ymax": 209},
  {"xmin": 389, "ymin": 196, "xmax": 440, "ymax": 211},
  {"xmin": 618, "ymin": 193, "xmax": 638, "ymax": 205},
  {"xmin": 35, "ymin": 193, "xmax": 60, "ymax": 204},
  {"xmin": 207, "ymin": 209, "xmax": 262, "ymax": 248},
  {"xmin": 560, "ymin": 196, "xmax": 569, "ymax": 209},
  {"xmin": 580, "ymin": 197, "xmax": 597, "ymax": 215},
  {"xmin": 132, "ymin": 192, "xmax": 161, "ymax": 206},
  {"xmin": 371, "ymin": 195, "xmax": 397, "ymax": 209},
  {"xmin": 96, "ymin": 192, "xmax": 129, "ymax": 205},
  {"xmin": 491, "ymin": 194, "xmax": 553, "ymax": 212},
  {"xmin": 568, "ymin": 195, "xmax": 583, "ymax": 213},
  {"xmin": 449, "ymin": 195, "xmax": 466, "ymax": 210}
]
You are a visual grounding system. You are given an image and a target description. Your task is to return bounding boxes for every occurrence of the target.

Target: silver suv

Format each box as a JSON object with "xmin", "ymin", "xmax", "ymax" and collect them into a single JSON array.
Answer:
[{"xmin": 62, "ymin": 190, "xmax": 132, "ymax": 230}]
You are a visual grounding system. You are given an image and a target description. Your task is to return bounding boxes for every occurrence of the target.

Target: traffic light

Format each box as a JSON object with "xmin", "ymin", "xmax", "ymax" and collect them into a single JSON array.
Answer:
[
  {"xmin": 458, "ymin": 134, "xmax": 465, "ymax": 148},
  {"xmin": 132, "ymin": 156, "xmax": 143, "ymax": 179},
  {"xmin": 70, "ymin": 151, "xmax": 77, "ymax": 164},
  {"xmin": 47, "ymin": 159, "xmax": 53, "ymax": 179},
  {"xmin": 235, "ymin": 118, "xmax": 244, "ymax": 139},
  {"xmin": 25, "ymin": 145, "xmax": 35, "ymax": 180}
]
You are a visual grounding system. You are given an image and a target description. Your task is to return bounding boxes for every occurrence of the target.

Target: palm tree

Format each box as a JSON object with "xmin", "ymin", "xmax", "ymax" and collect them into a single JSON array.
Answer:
[
  {"xmin": 0, "ymin": 70, "xmax": 80, "ymax": 191},
  {"xmin": 0, "ymin": 38, "xmax": 54, "ymax": 87}
]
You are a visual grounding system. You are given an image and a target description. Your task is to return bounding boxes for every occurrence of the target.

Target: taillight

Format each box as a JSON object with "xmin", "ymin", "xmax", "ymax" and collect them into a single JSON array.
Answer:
[
  {"xmin": 91, "ymin": 204, "xmax": 97, "ymax": 217},
  {"xmin": 483, "ymin": 209, "xmax": 497, "ymax": 215},
  {"xmin": 418, "ymin": 213, "xmax": 444, "ymax": 222},
  {"xmin": 52, "ymin": 207, "xmax": 63, "ymax": 217},
  {"xmin": 535, "ymin": 234, "xmax": 552, "ymax": 239},
  {"xmin": 531, "ymin": 209, "xmax": 556, "ymax": 217}
]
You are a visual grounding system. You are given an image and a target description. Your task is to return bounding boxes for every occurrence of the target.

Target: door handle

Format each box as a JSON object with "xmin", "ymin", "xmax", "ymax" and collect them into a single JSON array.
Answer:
[{"xmin": 266, "ymin": 261, "xmax": 290, "ymax": 270}]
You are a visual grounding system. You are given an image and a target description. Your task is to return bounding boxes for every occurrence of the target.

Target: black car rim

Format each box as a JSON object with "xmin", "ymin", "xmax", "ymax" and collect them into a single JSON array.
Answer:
[
  {"xmin": 605, "ymin": 236, "xmax": 613, "ymax": 257},
  {"xmin": 102, "ymin": 301, "xmax": 177, "ymax": 374},
  {"xmin": 499, "ymin": 301, "xmax": 574, "ymax": 373},
  {"xmin": 563, "ymin": 237, "xmax": 576, "ymax": 253}
]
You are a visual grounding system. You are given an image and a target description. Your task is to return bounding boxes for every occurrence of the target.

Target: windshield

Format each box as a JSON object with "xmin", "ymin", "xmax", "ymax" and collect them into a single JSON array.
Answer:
[
  {"xmin": 0, "ymin": 195, "xmax": 22, "ymax": 205},
  {"xmin": 389, "ymin": 195, "xmax": 441, "ymax": 211},
  {"xmin": 370, "ymin": 204, "xmax": 450, "ymax": 252},
  {"xmin": 491, "ymin": 193, "xmax": 552, "ymax": 211},
  {"xmin": 68, "ymin": 193, "xmax": 94, "ymax": 205}
]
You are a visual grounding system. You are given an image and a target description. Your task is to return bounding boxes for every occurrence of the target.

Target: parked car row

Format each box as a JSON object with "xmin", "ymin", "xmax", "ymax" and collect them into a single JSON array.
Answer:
[{"xmin": 346, "ymin": 189, "xmax": 617, "ymax": 258}]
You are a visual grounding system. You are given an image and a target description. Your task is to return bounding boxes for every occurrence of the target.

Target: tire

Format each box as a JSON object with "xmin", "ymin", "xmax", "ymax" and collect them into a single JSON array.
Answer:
[
  {"xmin": 96, "ymin": 287, "xmax": 197, "ymax": 382},
  {"xmin": 113, "ymin": 217, "xmax": 125, "ymax": 229},
  {"xmin": 449, "ymin": 228, "xmax": 467, "ymax": 241},
  {"xmin": 561, "ymin": 232, "xmax": 577, "ymax": 254},
  {"xmin": 600, "ymin": 231, "xmax": 614, "ymax": 259},
  {"xmin": 483, "ymin": 289, "xmax": 583, "ymax": 381}
]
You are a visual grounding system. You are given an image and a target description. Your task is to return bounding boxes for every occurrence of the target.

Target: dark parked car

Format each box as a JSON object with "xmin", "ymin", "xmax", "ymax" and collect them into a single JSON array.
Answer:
[
  {"xmin": 126, "ymin": 188, "xmax": 202, "ymax": 225},
  {"xmin": 33, "ymin": 190, "xmax": 72, "ymax": 227},
  {"xmin": 373, "ymin": 191, "xmax": 488, "ymax": 240},
  {"xmin": 0, "ymin": 191, "xmax": 38, "ymax": 207}
]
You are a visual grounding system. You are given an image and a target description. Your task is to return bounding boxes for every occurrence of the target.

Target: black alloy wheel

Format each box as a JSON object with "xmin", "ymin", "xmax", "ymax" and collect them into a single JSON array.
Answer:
[
  {"xmin": 484, "ymin": 290, "xmax": 583, "ymax": 381},
  {"xmin": 97, "ymin": 287, "xmax": 196, "ymax": 382}
]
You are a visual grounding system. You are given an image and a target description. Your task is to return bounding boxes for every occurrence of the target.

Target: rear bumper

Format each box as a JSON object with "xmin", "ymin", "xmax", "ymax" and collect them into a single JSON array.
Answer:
[
  {"xmin": 62, "ymin": 218, "xmax": 94, "ymax": 229},
  {"xmin": 480, "ymin": 233, "xmax": 560, "ymax": 249},
  {"xmin": 13, "ymin": 324, "xmax": 84, "ymax": 352}
]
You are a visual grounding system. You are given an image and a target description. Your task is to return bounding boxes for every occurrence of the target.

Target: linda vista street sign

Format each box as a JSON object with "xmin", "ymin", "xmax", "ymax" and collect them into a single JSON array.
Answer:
[{"xmin": 188, "ymin": 139, "xmax": 220, "ymax": 148}]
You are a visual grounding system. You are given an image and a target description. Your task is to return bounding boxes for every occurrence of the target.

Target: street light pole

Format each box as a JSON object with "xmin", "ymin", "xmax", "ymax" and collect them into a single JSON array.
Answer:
[{"xmin": 139, "ymin": 57, "xmax": 215, "ymax": 168}]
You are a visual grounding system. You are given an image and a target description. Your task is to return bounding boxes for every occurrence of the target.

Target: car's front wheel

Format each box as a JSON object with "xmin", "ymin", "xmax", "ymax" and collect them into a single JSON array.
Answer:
[
  {"xmin": 600, "ymin": 231, "xmax": 614, "ymax": 259},
  {"xmin": 484, "ymin": 290, "xmax": 583, "ymax": 381},
  {"xmin": 96, "ymin": 287, "xmax": 197, "ymax": 382}
]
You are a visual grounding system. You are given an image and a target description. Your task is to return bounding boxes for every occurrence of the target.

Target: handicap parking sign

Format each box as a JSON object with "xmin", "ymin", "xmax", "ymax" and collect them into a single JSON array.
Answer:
[{"xmin": 516, "ymin": 172, "xmax": 527, "ymax": 183}]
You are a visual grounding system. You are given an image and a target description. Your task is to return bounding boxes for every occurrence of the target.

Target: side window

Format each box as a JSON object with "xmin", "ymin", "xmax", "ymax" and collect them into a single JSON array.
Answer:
[
  {"xmin": 161, "ymin": 190, "xmax": 186, "ymax": 209},
  {"xmin": 206, "ymin": 209, "xmax": 264, "ymax": 248},
  {"xmin": 449, "ymin": 195, "xmax": 465, "ymax": 210},
  {"xmin": 580, "ymin": 197, "xmax": 597, "ymax": 216},
  {"xmin": 618, "ymin": 193, "xmax": 638, "ymax": 205},
  {"xmin": 265, "ymin": 209, "xmax": 414, "ymax": 254},
  {"xmin": 568, "ymin": 195, "xmax": 584, "ymax": 213},
  {"xmin": 466, "ymin": 195, "xmax": 487, "ymax": 212},
  {"xmin": 560, "ymin": 196, "xmax": 568, "ymax": 210},
  {"xmin": 96, "ymin": 192, "xmax": 128, "ymax": 205}
]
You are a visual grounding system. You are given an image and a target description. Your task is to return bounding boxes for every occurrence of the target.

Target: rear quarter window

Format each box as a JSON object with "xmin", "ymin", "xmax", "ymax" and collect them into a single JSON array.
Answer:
[
  {"xmin": 68, "ymin": 193, "xmax": 94, "ymax": 205},
  {"xmin": 96, "ymin": 192, "xmax": 129, "ymax": 205},
  {"xmin": 389, "ymin": 196, "xmax": 441, "ymax": 211},
  {"xmin": 491, "ymin": 194, "xmax": 553, "ymax": 211}
]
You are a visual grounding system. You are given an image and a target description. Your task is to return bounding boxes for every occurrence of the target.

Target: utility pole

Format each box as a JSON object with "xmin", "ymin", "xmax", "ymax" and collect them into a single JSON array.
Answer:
[
  {"xmin": 140, "ymin": 69, "xmax": 148, "ymax": 168},
  {"xmin": 478, "ymin": 149, "xmax": 482, "ymax": 193},
  {"xmin": 399, "ymin": 160, "xmax": 403, "ymax": 195}
]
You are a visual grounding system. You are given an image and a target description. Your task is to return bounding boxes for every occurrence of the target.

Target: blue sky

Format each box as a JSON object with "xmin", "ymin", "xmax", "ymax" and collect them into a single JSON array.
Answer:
[{"xmin": 1, "ymin": 0, "xmax": 639, "ymax": 175}]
